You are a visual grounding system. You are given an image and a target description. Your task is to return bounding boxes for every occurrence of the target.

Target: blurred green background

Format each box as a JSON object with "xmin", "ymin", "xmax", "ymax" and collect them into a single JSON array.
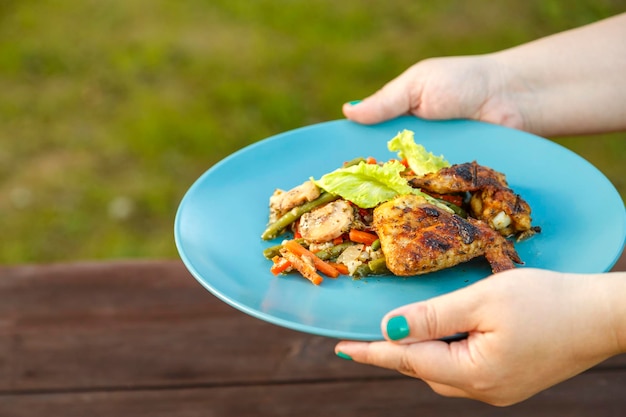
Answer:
[{"xmin": 1, "ymin": 0, "xmax": 624, "ymax": 264}]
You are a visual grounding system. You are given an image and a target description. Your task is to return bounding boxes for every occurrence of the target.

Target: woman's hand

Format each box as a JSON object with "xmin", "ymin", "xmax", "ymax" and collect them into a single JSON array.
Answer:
[
  {"xmin": 342, "ymin": 55, "xmax": 532, "ymax": 132},
  {"xmin": 343, "ymin": 13, "xmax": 626, "ymax": 137},
  {"xmin": 336, "ymin": 13, "xmax": 626, "ymax": 406},
  {"xmin": 335, "ymin": 268, "xmax": 626, "ymax": 406}
]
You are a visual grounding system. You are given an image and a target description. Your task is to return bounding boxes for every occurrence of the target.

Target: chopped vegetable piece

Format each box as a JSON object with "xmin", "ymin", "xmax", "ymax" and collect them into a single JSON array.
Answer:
[
  {"xmin": 439, "ymin": 194, "xmax": 464, "ymax": 207},
  {"xmin": 351, "ymin": 257, "xmax": 389, "ymax": 278},
  {"xmin": 261, "ymin": 192, "xmax": 339, "ymax": 240},
  {"xmin": 314, "ymin": 242, "xmax": 353, "ymax": 261},
  {"xmin": 352, "ymin": 263, "xmax": 372, "ymax": 278},
  {"xmin": 343, "ymin": 157, "xmax": 366, "ymax": 167},
  {"xmin": 349, "ymin": 229, "xmax": 379, "ymax": 246},
  {"xmin": 279, "ymin": 249, "xmax": 323, "ymax": 285},
  {"xmin": 368, "ymin": 257, "xmax": 389, "ymax": 275},
  {"xmin": 270, "ymin": 256, "xmax": 292, "ymax": 275},
  {"xmin": 437, "ymin": 198, "xmax": 467, "ymax": 218},
  {"xmin": 283, "ymin": 239, "xmax": 340, "ymax": 278},
  {"xmin": 327, "ymin": 262, "xmax": 350, "ymax": 275},
  {"xmin": 262, "ymin": 238, "xmax": 308, "ymax": 259}
]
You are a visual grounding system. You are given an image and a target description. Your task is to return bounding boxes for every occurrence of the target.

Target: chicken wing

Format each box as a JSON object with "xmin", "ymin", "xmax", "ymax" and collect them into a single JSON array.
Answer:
[
  {"xmin": 373, "ymin": 194, "xmax": 522, "ymax": 276},
  {"xmin": 408, "ymin": 161, "xmax": 538, "ymax": 238}
]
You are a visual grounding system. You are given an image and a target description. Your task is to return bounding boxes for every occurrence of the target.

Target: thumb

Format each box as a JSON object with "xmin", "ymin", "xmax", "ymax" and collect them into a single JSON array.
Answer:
[
  {"xmin": 342, "ymin": 69, "xmax": 420, "ymax": 124},
  {"xmin": 382, "ymin": 288, "xmax": 482, "ymax": 343}
]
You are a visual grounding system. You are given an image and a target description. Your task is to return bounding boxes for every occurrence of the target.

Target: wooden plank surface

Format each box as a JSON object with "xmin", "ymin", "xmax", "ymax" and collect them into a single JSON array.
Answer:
[
  {"xmin": 0, "ymin": 246, "xmax": 624, "ymax": 416},
  {"xmin": 1, "ymin": 371, "xmax": 626, "ymax": 417}
]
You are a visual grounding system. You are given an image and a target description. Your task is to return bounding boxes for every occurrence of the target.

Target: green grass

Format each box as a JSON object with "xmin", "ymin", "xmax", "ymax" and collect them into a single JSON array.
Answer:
[{"xmin": 1, "ymin": 0, "xmax": 624, "ymax": 264}]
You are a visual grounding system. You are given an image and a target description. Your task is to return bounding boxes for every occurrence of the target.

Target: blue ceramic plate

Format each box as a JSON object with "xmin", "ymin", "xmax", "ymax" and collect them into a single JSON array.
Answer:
[{"xmin": 175, "ymin": 116, "xmax": 625, "ymax": 340}]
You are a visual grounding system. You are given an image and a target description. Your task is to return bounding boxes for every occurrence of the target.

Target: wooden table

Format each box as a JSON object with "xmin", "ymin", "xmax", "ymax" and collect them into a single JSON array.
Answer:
[{"xmin": 1, "ymin": 249, "xmax": 624, "ymax": 416}]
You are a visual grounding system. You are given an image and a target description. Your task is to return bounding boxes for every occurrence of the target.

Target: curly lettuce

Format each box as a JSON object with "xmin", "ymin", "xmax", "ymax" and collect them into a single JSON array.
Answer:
[
  {"xmin": 387, "ymin": 129, "xmax": 449, "ymax": 176},
  {"xmin": 313, "ymin": 129, "xmax": 451, "ymax": 210},
  {"xmin": 313, "ymin": 161, "xmax": 411, "ymax": 208},
  {"xmin": 314, "ymin": 160, "xmax": 444, "ymax": 209}
]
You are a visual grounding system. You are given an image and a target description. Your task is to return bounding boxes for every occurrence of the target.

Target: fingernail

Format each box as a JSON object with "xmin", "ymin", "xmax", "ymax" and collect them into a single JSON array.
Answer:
[
  {"xmin": 336, "ymin": 351, "xmax": 352, "ymax": 360},
  {"xmin": 386, "ymin": 315, "xmax": 410, "ymax": 341},
  {"xmin": 347, "ymin": 99, "xmax": 362, "ymax": 106}
]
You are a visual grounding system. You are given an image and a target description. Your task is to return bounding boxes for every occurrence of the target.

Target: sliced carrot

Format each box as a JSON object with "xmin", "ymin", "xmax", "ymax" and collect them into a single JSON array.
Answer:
[
  {"xmin": 280, "ymin": 249, "xmax": 323, "ymax": 285},
  {"xmin": 270, "ymin": 256, "xmax": 292, "ymax": 275},
  {"xmin": 349, "ymin": 229, "xmax": 379, "ymax": 246},
  {"xmin": 332, "ymin": 235, "xmax": 344, "ymax": 245},
  {"xmin": 439, "ymin": 194, "xmax": 464, "ymax": 207},
  {"xmin": 282, "ymin": 239, "xmax": 340, "ymax": 278},
  {"xmin": 293, "ymin": 221, "xmax": 302, "ymax": 239},
  {"xmin": 366, "ymin": 156, "xmax": 377, "ymax": 164},
  {"xmin": 328, "ymin": 262, "xmax": 350, "ymax": 275}
]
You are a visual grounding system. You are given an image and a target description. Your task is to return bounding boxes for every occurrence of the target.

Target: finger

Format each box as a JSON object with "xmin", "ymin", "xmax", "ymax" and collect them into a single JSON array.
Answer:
[
  {"xmin": 335, "ymin": 341, "xmax": 472, "ymax": 399},
  {"xmin": 335, "ymin": 338, "xmax": 471, "ymax": 386},
  {"xmin": 382, "ymin": 285, "xmax": 484, "ymax": 344},
  {"xmin": 342, "ymin": 68, "xmax": 420, "ymax": 124}
]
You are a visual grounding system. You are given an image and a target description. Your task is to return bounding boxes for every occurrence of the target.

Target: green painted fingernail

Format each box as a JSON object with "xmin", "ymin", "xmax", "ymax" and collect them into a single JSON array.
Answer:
[
  {"xmin": 336, "ymin": 351, "xmax": 352, "ymax": 360},
  {"xmin": 347, "ymin": 99, "xmax": 362, "ymax": 106},
  {"xmin": 387, "ymin": 315, "xmax": 410, "ymax": 341}
]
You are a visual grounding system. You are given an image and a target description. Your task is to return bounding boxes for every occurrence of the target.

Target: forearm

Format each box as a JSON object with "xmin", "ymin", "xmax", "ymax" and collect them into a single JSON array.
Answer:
[
  {"xmin": 490, "ymin": 13, "xmax": 626, "ymax": 137},
  {"xmin": 601, "ymin": 271, "xmax": 626, "ymax": 355}
]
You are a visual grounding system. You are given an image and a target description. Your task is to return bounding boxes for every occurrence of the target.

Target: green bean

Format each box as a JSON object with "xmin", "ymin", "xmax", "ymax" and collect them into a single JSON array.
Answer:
[
  {"xmin": 314, "ymin": 242, "xmax": 354, "ymax": 261},
  {"xmin": 436, "ymin": 198, "xmax": 467, "ymax": 218},
  {"xmin": 262, "ymin": 238, "xmax": 308, "ymax": 259},
  {"xmin": 352, "ymin": 257, "xmax": 389, "ymax": 278},
  {"xmin": 262, "ymin": 244, "xmax": 283, "ymax": 259},
  {"xmin": 370, "ymin": 239, "xmax": 381, "ymax": 251},
  {"xmin": 261, "ymin": 192, "xmax": 339, "ymax": 240},
  {"xmin": 342, "ymin": 157, "xmax": 366, "ymax": 168},
  {"xmin": 367, "ymin": 257, "xmax": 389, "ymax": 275},
  {"xmin": 352, "ymin": 263, "xmax": 372, "ymax": 278}
]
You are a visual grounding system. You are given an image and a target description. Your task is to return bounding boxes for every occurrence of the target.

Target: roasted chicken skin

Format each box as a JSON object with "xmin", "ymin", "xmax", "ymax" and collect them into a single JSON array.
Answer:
[
  {"xmin": 409, "ymin": 161, "xmax": 508, "ymax": 192},
  {"xmin": 408, "ymin": 161, "xmax": 537, "ymax": 238},
  {"xmin": 373, "ymin": 194, "xmax": 522, "ymax": 276}
]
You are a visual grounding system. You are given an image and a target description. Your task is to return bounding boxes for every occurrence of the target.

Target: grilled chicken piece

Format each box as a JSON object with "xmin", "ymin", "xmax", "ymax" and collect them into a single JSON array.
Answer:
[
  {"xmin": 409, "ymin": 161, "xmax": 508, "ymax": 192},
  {"xmin": 269, "ymin": 180, "xmax": 321, "ymax": 222},
  {"xmin": 470, "ymin": 187, "xmax": 534, "ymax": 238},
  {"xmin": 408, "ymin": 161, "xmax": 536, "ymax": 238},
  {"xmin": 373, "ymin": 194, "xmax": 522, "ymax": 276},
  {"xmin": 298, "ymin": 199, "xmax": 355, "ymax": 243}
]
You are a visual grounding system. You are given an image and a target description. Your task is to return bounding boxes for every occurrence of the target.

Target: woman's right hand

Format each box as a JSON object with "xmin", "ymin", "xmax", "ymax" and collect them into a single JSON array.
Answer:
[
  {"xmin": 335, "ymin": 268, "xmax": 626, "ymax": 406},
  {"xmin": 342, "ymin": 55, "xmax": 531, "ymax": 131},
  {"xmin": 343, "ymin": 13, "xmax": 626, "ymax": 137}
]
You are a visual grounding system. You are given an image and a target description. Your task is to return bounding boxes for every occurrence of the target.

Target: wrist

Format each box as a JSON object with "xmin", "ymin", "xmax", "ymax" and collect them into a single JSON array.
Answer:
[
  {"xmin": 603, "ymin": 272, "xmax": 626, "ymax": 354},
  {"xmin": 481, "ymin": 52, "xmax": 537, "ymax": 134}
]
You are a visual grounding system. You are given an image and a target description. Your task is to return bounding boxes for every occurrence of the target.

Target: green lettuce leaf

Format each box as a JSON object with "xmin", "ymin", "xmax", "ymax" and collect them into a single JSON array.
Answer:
[
  {"xmin": 313, "ymin": 129, "xmax": 452, "ymax": 211},
  {"xmin": 387, "ymin": 129, "xmax": 449, "ymax": 176},
  {"xmin": 314, "ymin": 160, "xmax": 431, "ymax": 209}
]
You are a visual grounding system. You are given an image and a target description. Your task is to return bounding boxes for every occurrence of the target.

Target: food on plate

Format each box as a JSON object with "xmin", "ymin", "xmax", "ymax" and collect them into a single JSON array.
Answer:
[
  {"xmin": 374, "ymin": 194, "xmax": 521, "ymax": 276},
  {"xmin": 261, "ymin": 129, "xmax": 539, "ymax": 285},
  {"xmin": 408, "ymin": 162, "xmax": 539, "ymax": 239}
]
